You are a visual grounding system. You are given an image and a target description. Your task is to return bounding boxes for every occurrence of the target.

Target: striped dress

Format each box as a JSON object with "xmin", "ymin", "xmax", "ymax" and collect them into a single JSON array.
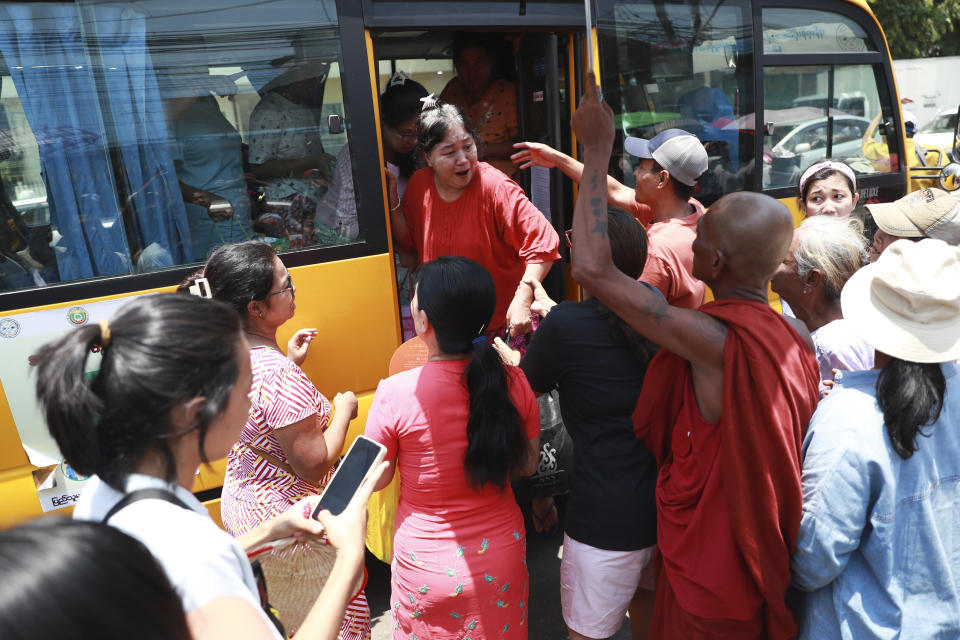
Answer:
[{"xmin": 222, "ymin": 345, "xmax": 370, "ymax": 639}]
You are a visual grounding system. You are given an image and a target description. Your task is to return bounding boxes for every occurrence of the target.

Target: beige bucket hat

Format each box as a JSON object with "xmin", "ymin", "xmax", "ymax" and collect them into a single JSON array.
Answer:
[
  {"xmin": 841, "ymin": 238, "xmax": 960, "ymax": 363},
  {"xmin": 865, "ymin": 188, "xmax": 960, "ymax": 239}
]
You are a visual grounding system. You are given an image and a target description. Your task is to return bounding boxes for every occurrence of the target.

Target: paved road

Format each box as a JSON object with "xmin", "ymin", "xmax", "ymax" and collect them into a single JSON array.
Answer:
[{"xmin": 364, "ymin": 498, "xmax": 634, "ymax": 640}]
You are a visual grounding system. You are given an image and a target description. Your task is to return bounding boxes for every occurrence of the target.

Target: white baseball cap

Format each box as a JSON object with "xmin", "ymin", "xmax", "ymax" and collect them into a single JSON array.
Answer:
[{"xmin": 624, "ymin": 129, "xmax": 708, "ymax": 186}]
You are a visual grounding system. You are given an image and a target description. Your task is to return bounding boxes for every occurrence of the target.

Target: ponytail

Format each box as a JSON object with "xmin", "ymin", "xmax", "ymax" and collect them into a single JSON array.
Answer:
[
  {"xmin": 876, "ymin": 358, "xmax": 946, "ymax": 459},
  {"xmin": 414, "ymin": 257, "xmax": 527, "ymax": 489},
  {"xmin": 464, "ymin": 338, "xmax": 525, "ymax": 490},
  {"xmin": 34, "ymin": 323, "xmax": 108, "ymax": 481},
  {"xmin": 34, "ymin": 295, "xmax": 243, "ymax": 490}
]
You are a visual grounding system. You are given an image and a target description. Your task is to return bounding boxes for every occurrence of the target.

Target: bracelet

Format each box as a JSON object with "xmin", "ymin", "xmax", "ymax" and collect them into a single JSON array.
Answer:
[{"xmin": 390, "ymin": 201, "xmax": 402, "ymax": 212}]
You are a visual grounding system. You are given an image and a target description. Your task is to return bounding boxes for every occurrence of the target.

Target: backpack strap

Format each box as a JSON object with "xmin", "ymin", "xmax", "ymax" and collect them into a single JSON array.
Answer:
[{"xmin": 102, "ymin": 487, "xmax": 190, "ymax": 523}]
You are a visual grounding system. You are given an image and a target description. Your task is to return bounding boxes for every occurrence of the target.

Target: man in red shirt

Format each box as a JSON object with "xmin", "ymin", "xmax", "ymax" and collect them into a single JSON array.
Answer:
[
  {"xmin": 511, "ymin": 131, "xmax": 708, "ymax": 308},
  {"xmin": 569, "ymin": 73, "xmax": 820, "ymax": 639}
]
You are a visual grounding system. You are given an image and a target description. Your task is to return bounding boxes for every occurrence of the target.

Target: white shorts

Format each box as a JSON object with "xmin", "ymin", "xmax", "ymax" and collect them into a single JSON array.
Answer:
[{"xmin": 560, "ymin": 533, "xmax": 656, "ymax": 638}]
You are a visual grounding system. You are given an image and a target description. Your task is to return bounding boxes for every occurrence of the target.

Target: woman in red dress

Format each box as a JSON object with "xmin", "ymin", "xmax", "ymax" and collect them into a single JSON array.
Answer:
[
  {"xmin": 388, "ymin": 100, "xmax": 560, "ymax": 340},
  {"xmin": 365, "ymin": 256, "xmax": 540, "ymax": 639}
]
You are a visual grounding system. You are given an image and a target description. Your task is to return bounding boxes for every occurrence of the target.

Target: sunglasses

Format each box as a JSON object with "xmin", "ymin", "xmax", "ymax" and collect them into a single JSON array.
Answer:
[{"xmin": 564, "ymin": 229, "xmax": 573, "ymax": 248}]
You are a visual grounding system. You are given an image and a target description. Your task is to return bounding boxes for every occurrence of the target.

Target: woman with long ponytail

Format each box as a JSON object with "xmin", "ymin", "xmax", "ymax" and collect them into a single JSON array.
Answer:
[
  {"xmin": 33, "ymin": 294, "xmax": 386, "ymax": 640},
  {"xmin": 364, "ymin": 256, "xmax": 539, "ymax": 640},
  {"xmin": 792, "ymin": 238, "xmax": 960, "ymax": 638}
]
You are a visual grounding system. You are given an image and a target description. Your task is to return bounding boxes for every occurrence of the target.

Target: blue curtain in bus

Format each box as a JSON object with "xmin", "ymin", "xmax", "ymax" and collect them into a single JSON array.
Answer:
[
  {"xmin": 0, "ymin": 4, "xmax": 190, "ymax": 281},
  {"xmin": 93, "ymin": 7, "xmax": 190, "ymax": 268}
]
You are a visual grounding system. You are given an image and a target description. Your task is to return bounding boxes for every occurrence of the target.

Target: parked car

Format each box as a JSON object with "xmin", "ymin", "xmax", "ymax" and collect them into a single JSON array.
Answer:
[
  {"xmin": 762, "ymin": 115, "xmax": 871, "ymax": 187},
  {"xmin": 915, "ymin": 108, "xmax": 959, "ymax": 154}
]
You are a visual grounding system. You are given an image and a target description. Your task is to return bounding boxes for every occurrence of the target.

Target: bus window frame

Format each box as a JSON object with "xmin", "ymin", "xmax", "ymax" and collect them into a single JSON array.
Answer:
[
  {"xmin": 755, "ymin": 0, "xmax": 907, "ymax": 201},
  {"xmin": 360, "ymin": 0, "xmax": 587, "ymax": 29},
  {"xmin": 0, "ymin": 0, "xmax": 388, "ymax": 313}
]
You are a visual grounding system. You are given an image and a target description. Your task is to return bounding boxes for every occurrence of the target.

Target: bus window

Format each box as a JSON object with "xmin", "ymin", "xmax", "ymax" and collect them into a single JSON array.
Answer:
[
  {"xmin": 596, "ymin": 0, "xmax": 755, "ymax": 205},
  {"xmin": 763, "ymin": 65, "xmax": 897, "ymax": 188},
  {"xmin": 762, "ymin": 8, "xmax": 877, "ymax": 54},
  {"xmin": 377, "ymin": 59, "xmax": 453, "ymax": 97},
  {"xmin": 759, "ymin": 6, "xmax": 901, "ymax": 194},
  {"xmin": 762, "ymin": 65, "xmax": 896, "ymax": 189},
  {"xmin": 0, "ymin": 0, "xmax": 365, "ymax": 294}
]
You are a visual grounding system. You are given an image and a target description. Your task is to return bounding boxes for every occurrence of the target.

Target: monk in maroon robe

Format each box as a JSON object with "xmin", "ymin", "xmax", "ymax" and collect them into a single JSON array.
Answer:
[{"xmin": 569, "ymin": 72, "xmax": 820, "ymax": 639}]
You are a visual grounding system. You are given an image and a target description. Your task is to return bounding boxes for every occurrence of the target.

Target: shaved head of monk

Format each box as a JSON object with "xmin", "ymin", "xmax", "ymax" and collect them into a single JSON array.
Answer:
[{"xmin": 692, "ymin": 192, "xmax": 794, "ymax": 295}]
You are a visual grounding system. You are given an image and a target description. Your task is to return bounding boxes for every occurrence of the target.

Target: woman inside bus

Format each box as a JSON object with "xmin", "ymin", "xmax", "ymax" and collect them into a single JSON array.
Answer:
[
  {"xmin": 791, "ymin": 238, "xmax": 960, "ymax": 638},
  {"xmin": 33, "ymin": 293, "xmax": 385, "ymax": 640},
  {"xmin": 439, "ymin": 33, "xmax": 520, "ymax": 178},
  {"xmin": 0, "ymin": 518, "xmax": 190, "ymax": 640},
  {"xmin": 248, "ymin": 62, "xmax": 335, "ymax": 248},
  {"xmin": 317, "ymin": 71, "xmax": 428, "ymax": 337},
  {"xmin": 797, "ymin": 160, "xmax": 860, "ymax": 218},
  {"xmin": 364, "ymin": 256, "xmax": 540, "ymax": 640},
  {"xmin": 199, "ymin": 241, "xmax": 370, "ymax": 639},
  {"xmin": 771, "ymin": 215, "xmax": 872, "ymax": 385},
  {"xmin": 389, "ymin": 99, "xmax": 560, "ymax": 340}
]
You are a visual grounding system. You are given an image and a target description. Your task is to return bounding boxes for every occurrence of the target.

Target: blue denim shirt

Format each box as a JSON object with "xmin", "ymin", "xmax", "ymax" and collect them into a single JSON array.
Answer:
[{"xmin": 791, "ymin": 364, "xmax": 960, "ymax": 639}]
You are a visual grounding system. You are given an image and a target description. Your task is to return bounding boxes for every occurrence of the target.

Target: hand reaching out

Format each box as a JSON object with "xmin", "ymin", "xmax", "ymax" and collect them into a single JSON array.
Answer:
[
  {"xmin": 287, "ymin": 328, "xmax": 317, "ymax": 366},
  {"xmin": 492, "ymin": 337, "xmax": 521, "ymax": 367},
  {"xmin": 523, "ymin": 277, "xmax": 557, "ymax": 317},
  {"xmin": 511, "ymin": 141, "xmax": 562, "ymax": 170}
]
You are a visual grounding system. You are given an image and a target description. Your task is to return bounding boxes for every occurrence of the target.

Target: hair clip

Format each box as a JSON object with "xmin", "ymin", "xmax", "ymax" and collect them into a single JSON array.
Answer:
[
  {"xmin": 188, "ymin": 277, "xmax": 212, "ymax": 299},
  {"xmin": 389, "ymin": 70, "xmax": 410, "ymax": 87},
  {"xmin": 419, "ymin": 93, "xmax": 437, "ymax": 110}
]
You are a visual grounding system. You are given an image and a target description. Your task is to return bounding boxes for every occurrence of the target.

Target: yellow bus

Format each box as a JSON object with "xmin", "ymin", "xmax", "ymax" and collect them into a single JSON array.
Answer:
[{"xmin": 0, "ymin": 0, "xmax": 917, "ymax": 558}]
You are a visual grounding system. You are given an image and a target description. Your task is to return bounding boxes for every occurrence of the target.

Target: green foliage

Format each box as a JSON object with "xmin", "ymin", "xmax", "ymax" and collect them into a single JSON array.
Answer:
[{"xmin": 868, "ymin": 0, "xmax": 960, "ymax": 58}]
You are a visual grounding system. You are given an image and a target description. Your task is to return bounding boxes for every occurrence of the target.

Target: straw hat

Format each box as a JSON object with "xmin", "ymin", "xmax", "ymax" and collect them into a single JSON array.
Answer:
[{"xmin": 841, "ymin": 238, "xmax": 960, "ymax": 363}]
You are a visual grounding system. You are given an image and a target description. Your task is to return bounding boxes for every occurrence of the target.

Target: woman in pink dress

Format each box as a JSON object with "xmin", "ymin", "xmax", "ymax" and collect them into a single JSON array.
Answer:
[
  {"xmin": 365, "ymin": 256, "xmax": 540, "ymax": 639},
  {"xmin": 199, "ymin": 241, "xmax": 370, "ymax": 639}
]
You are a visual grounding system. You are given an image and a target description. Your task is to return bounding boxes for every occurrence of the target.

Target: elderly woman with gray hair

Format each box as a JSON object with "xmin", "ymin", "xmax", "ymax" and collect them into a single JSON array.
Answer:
[{"xmin": 772, "ymin": 215, "xmax": 872, "ymax": 383}]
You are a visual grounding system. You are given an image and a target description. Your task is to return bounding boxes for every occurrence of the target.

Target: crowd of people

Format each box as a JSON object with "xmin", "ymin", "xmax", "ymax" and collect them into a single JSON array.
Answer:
[{"xmin": 3, "ymin": 59, "xmax": 960, "ymax": 640}]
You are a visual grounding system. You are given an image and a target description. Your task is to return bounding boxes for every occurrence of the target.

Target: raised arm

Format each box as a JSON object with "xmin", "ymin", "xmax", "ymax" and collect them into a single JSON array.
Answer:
[
  {"xmin": 569, "ymin": 73, "xmax": 727, "ymax": 384},
  {"xmin": 511, "ymin": 141, "xmax": 637, "ymax": 215}
]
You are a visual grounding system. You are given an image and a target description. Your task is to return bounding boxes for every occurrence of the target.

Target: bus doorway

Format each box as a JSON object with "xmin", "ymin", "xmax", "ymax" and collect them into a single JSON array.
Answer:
[{"xmin": 371, "ymin": 29, "xmax": 577, "ymax": 324}]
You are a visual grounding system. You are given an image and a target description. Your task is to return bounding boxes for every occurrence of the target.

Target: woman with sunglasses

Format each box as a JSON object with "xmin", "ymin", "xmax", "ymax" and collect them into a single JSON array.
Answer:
[{"xmin": 197, "ymin": 241, "xmax": 369, "ymax": 639}]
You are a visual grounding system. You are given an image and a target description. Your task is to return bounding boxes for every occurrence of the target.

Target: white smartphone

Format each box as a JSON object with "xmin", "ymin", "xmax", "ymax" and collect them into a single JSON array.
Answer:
[{"xmin": 312, "ymin": 435, "xmax": 387, "ymax": 518}]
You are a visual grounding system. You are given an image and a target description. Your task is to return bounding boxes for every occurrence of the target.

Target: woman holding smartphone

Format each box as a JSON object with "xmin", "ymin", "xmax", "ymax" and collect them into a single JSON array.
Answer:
[
  {"xmin": 197, "ymin": 241, "xmax": 369, "ymax": 639},
  {"xmin": 33, "ymin": 293, "xmax": 385, "ymax": 640},
  {"xmin": 365, "ymin": 256, "xmax": 540, "ymax": 640}
]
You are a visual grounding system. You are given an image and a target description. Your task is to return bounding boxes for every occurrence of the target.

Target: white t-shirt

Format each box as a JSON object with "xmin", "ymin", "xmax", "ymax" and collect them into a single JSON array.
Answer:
[{"xmin": 74, "ymin": 473, "xmax": 281, "ymax": 638}]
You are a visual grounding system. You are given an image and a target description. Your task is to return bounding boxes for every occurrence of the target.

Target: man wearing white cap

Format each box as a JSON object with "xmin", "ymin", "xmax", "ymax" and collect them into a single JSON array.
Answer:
[
  {"xmin": 511, "ymin": 129, "xmax": 709, "ymax": 308},
  {"xmin": 622, "ymin": 129, "xmax": 709, "ymax": 308},
  {"xmin": 792, "ymin": 238, "xmax": 960, "ymax": 638},
  {"xmin": 864, "ymin": 187, "xmax": 960, "ymax": 261}
]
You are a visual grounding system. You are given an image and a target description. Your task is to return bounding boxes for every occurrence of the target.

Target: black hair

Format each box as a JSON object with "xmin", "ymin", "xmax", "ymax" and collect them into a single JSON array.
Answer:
[
  {"xmin": 34, "ymin": 294, "xmax": 243, "ymax": 490},
  {"xmin": 202, "ymin": 241, "xmax": 277, "ymax": 324},
  {"xmin": 0, "ymin": 518, "xmax": 191, "ymax": 640},
  {"xmin": 416, "ymin": 100, "xmax": 483, "ymax": 165},
  {"xmin": 414, "ymin": 256, "xmax": 527, "ymax": 489},
  {"xmin": 876, "ymin": 358, "xmax": 946, "ymax": 459},
  {"xmin": 595, "ymin": 211, "xmax": 659, "ymax": 362},
  {"xmin": 451, "ymin": 32, "xmax": 498, "ymax": 69},
  {"xmin": 381, "ymin": 76, "xmax": 429, "ymax": 178},
  {"xmin": 651, "ymin": 160, "xmax": 696, "ymax": 201},
  {"xmin": 797, "ymin": 159, "xmax": 856, "ymax": 208}
]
